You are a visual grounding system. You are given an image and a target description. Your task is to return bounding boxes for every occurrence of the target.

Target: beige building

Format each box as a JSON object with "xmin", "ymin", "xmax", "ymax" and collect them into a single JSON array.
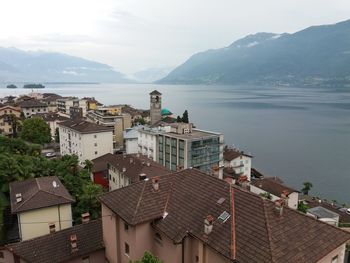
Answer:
[
  {"xmin": 86, "ymin": 106, "xmax": 132, "ymax": 152},
  {"xmin": 107, "ymin": 153, "xmax": 170, "ymax": 191},
  {"xmin": 57, "ymin": 97, "xmax": 88, "ymax": 117},
  {"xmin": 18, "ymin": 99, "xmax": 48, "ymax": 118},
  {"xmin": 99, "ymin": 168, "xmax": 350, "ymax": 263},
  {"xmin": 1, "ymin": 219, "xmax": 104, "ymax": 263},
  {"xmin": 0, "ymin": 105, "xmax": 21, "ymax": 136},
  {"xmin": 41, "ymin": 93, "xmax": 62, "ymax": 112},
  {"xmin": 58, "ymin": 119, "xmax": 113, "ymax": 165},
  {"xmin": 9, "ymin": 176, "xmax": 74, "ymax": 241}
]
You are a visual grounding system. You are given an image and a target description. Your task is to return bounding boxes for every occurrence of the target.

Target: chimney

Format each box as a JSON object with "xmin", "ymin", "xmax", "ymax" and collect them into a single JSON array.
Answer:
[
  {"xmin": 204, "ymin": 215, "xmax": 214, "ymax": 235},
  {"xmin": 146, "ymin": 162, "xmax": 150, "ymax": 167},
  {"xmin": 48, "ymin": 223, "xmax": 56, "ymax": 233},
  {"xmin": 152, "ymin": 176, "xmax": 160, "ymax": 191},
  {"xmin": 274, "ymin": 199, "xmax": 284, "ymax": 216},
  {"xmin": 81, "ymin": 212, "xmax": 90, "ymax": 223},
  {"xmin": 16, "ymin": 193, "xmax": 22, "ymax": 203},
  {"xmin": 281, "ymin": 190, "xmax": 289, "ymax": 199},
  {"xmin": 70, "ymin": 234, "xmax": 78, "ymax": 252}
]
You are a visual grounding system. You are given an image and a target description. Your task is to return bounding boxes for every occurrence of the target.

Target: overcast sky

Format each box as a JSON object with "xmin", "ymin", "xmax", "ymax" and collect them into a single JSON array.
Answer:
[{"xmin": 1, "ymin": 0, "xmax": 350, "ymax": 74}]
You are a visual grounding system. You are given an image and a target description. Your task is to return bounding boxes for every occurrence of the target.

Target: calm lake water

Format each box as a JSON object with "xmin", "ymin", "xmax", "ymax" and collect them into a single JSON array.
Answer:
[{"xmin": 1, "ymin": 83, "xmax": 349, "ymax": 204}]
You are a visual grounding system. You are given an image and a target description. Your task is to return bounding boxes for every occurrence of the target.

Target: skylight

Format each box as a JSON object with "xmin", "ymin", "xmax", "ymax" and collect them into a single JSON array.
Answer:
[{"xmin": 218, "ymin": 211, "xmax": 230, "ymax": 222}]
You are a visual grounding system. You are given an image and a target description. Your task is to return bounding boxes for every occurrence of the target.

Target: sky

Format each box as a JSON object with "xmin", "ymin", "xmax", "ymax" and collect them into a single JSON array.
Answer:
[{"xmin": 1, "ymin": 0, "xmax": 350, "ymax": 74}]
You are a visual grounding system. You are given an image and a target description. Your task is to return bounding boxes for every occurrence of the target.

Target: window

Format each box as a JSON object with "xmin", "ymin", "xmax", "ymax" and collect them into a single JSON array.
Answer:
[
  {"xmin": 125, "ymin": 243, "xmax": 130, "ymax": 256},
  {"xmin": 331, "ymin": 256, "xmax": 338, "ymax": 263},
  {"xmin": 124, "ymin": 222, "xmax": 129, "ymax": 231},
  {"xmin": 95, "ymin": 151, "xmax": 98, "ymax": 155},
  {"xmin": 82, "ymin": 256, "xmax": 90, "ymax": 263},
  {"xmin": 94, "ymin": 143, "xmax": 97, "ymax": 147},
  {"xmin": 94, "ymin": 135, "xmax": 97, "ymax": 138}
]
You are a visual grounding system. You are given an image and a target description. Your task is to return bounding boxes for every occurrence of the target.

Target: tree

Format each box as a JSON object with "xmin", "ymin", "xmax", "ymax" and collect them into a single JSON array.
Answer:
[
  {"xmin": 20, "ymin": 117, "xmax": 51, "ymax": 144},
  {"xmin": 176, "ymin": 116, "xmax": 182, "ymax": 122},
  {"xmin": 8, "ymin": 114, "xmax": 21, "ymax": 138},
  {"xmin": 131, "ymin": 251, "xmax": 163, "ymax": 263},
  {"xmin": 182, "ymin": 110, "xmax": 189, "ymax": 123},
  {"xmin": 83, "ymin": 159, "xmax": 93, "ymax": 173},
  {"xmin": 301, "ymin": 182, "xmax": 313, "ymax": 195},
  {"xmin": 260, "ymin": 192, "xmax": 272, "ymax": 200},
  {"xmin": 297, "ymin": 201, "xmax": 309, "ymax": 213},
  {"xmin": 55, "ymin": 127, "xmax": 60, "ymax": 143},
  {"xmin": 133, "ymin": 117, "xmax": 146, "ymax": 126}
]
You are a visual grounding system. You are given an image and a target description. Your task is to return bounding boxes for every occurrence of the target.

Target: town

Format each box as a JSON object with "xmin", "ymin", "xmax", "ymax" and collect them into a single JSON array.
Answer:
[{"xmin": 0, "ymin": 90, "xmax": 349, "ymax": 263}]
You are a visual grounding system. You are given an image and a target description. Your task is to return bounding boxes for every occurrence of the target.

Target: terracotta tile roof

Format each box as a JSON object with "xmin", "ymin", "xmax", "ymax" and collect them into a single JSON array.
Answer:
[
  {"xmin": 251, "ymin": 177, "xmax": 298, "ymax": 197},
  {"xmin": 58, "ymin": 119, "xmax": 113, "ymax": 134},
  {"xmin": 34, "ymin": 113, "xmax": 69, "ymax": 122},
  {"xmin": 10, "ymin": 176, "xmax": 74, "ymax": 213},
  {"xmin": 91, "ymin": 153, "xmax": 116, "ymax": 173},
  {"xmin": 7, "ymin": 219, "xmax": 103, "ymax": 263},
  {"xmin": 107, "ymin": 154, "xmax": 170, "ymax": 183},
  {"xmin": 99, "ymin": 169, "xmax": 350, "ymax": 263},
  {"xmin": 224, "ymin": 148, "xmax": 252, "ymax": 161},
  {"xmin": 18, "ymin": 99, "xmax": 47, "ymax": 108},
  {"xmin": 149, "ymin": 90, "xmax": 161, "ymax": 95}
]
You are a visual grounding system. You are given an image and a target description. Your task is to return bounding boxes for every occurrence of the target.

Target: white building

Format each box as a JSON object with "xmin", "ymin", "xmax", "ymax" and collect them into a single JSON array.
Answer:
[
  {"xmin": 123, "ymin": 127, "xmax": 142, "ymax": 154},
  {"xmin": 223, "ymin": 147, "xmax": 252, "ymax": 181},
  {"xmin": 58, "ymin": 120, "xmax": 113, "ymax": 165},
  {"xmin": 57, "ymin": 97, "xmax": 88, "ymax": 117},
  {"xmin": 250, "ymin": 177, "xmax": 299, "ymax": 210},
  {"xmin": 138, "ymin": 126, "xmax": 163, "ymax": 160},
  {"xmin": 18, "ymin": 99, "xmax": 48, "ymax": 118}
]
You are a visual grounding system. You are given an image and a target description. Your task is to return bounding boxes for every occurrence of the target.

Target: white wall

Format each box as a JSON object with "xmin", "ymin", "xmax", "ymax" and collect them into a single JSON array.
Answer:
[
  {"xmin": 138, "ymin": 131, "xmax": 157, "ymax": 161},
  {"xmin": 125, "ymin": 138, "xmax": 138, "ymax": 154},
  {"xmin": 225, "ymin": 155, "xmax": 252, "ymax": 181}
]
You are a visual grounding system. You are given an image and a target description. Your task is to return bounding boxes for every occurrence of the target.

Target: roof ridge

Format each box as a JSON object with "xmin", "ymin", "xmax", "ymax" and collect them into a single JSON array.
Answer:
[
  {"xmin": 132, "ymin": 181, "xmax": 148, "ymax": 224},
  {"xmin": 262, "ymin": 200, "xmax": 275, "ymax": 263},
  {"xmin": 230, "ymin": 186, "xmax": 236, "ymax": 260},
  {"xmin": 14, "ymin": 187, "xmax": 39, "ymax": 213},
  {"xmin": 36, "ymin": 178, "xmax": 41, "ymax": 190},
  {"xmin": 39, "ymin": 189, "xmax": 74, "ymax": 202}
]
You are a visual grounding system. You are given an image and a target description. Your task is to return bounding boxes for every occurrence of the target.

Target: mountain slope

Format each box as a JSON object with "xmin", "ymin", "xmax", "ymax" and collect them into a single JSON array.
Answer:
[
  {"xmin": 0, "ymin": 48, "xmax": 130, "ymax": 83},
  {"xmin": 158, "ymin": 19, "xmax": 350, "ymax": 86}
]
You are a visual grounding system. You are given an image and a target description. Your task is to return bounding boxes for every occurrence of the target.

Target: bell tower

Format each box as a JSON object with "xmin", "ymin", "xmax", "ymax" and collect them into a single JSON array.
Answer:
[{"xmin": 150, "ymin": 90, "xmax": 162, "ymax": 125}]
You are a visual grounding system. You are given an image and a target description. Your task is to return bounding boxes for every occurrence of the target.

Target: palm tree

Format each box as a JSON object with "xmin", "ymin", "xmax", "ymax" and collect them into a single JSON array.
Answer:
[
  {"xmin": 301, "ymin": 182, "xmax": 313, "ymax": 195},
  {"xmin": 83, "ymin": 159, "xmax": 93, "ymax": 173}
]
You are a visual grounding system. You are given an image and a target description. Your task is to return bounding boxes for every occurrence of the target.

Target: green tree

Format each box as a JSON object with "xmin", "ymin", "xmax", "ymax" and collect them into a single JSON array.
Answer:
[
  {"xmin": 176, "ymin": 116, "xmax": 182, "ymax": 122},
  {"xmin": 55, "ymin": 127, "xmax": 60, "ymax": 143},
  {"xmin": 182, "ymin": 110, "xmax": 189, "ymax": 123},
  {"xmin": 297, "ymin": 201, "xmax": 309, "ymax": 213},
  {"xmin": 83, "ymin": 159, "xmax": 93, "ymax": 173},
  {"xmin": 8, "ymin": 114, "xmax": 21, "ymax": 138},
  {"xmin": 301, "ymin": 181, "xmax": 313, "ymax": 195},
  {"xmin": 20, "ymin": 117, "xmax": 51, "ymax": 144},
  {"xmin": 260, "ymin": 192, "xmax": 272, "ymax": 200},
  {"xmin": 133, "ymin": 117, "xmax": 146, "ymax": 126},
  {"xmin": 131, "ymin": 251, "xmax": 163, "ymax": 263}
]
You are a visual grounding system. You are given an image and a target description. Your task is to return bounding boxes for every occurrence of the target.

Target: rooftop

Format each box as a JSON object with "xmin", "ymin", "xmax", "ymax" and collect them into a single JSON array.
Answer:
[
  {"xmin": 6, "ymin": 219, "xmax": 103, "ymax": 263},
  {"xmin": 99, "ymin": 169, "xmax": 350, "ymax": 263},
  {"xmin": 58, "ymin": 119, "xmax": 114, "ymax": 134},
  {"xmin": 34, "ymin": 113, "xmax": 69, "ymax": 122},
  {"xmin": 224, "ymin": 148, "xmax": 252, "ymax": 161},
  {"xmin": 149, "ymin": 90, "xmax": 161, "ymax": 95},
  {"xmin": 18, "ymin": 99, "xmax": 47, "ymax": 108},
  {"xmin": 308, "ymin": 206, "xmax": 340, "ymax": 219},
  {"xmin": 10, "ymin": 176, "xmax": 74, "ymax": 214},
  {"xmin": 251, "ymin": 177, "xmax": 298, "ymax": 197}
]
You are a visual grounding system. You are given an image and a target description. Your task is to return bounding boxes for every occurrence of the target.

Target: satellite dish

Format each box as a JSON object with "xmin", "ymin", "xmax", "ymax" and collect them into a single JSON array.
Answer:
[{"xmin": 52, "ymin": 181, "xmax": 58, "ymax": 188}]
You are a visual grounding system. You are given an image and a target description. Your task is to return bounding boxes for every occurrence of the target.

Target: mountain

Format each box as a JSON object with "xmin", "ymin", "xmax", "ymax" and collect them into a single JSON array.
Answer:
[
  {"xmin": 0, "ymin": 47, "xmax": 130, "ymax": 83},
  {"xmin": 158, "ymin": 19, "xmax": 350, "ymax": 87},
  {"xmin": 131, "ymin": 67, "xmax": 174, "ymax": 83}
]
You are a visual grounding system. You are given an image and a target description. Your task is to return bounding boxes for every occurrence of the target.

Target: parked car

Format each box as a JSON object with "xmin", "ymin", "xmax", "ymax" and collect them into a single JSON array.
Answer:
[{"xmin": 45, "ymin": 152, "xmax": 56, "ymax": 158}]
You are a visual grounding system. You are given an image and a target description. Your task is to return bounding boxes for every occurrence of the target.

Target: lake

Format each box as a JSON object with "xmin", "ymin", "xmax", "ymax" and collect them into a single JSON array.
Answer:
[{"xmin": 1, "ymin": 83, "xmax": 349, "ymax": 204}]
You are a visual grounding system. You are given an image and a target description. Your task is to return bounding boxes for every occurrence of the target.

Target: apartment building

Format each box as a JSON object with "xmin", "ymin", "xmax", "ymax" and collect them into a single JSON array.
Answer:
[
  {"xmin": 0, "ymin": 105, "xmax": 21, "ymax": 137},
  {"xmin": 58, "ymin": 120, "xmax": 113, "ymax": 165},
  {"xmin": 9, "ymin": 176, "xmax": 74, "ymax": 241},
  {"xmin": 223, "ymin": 147, "xmax": 253, "ymax": 181},
  {"xmin": 57, "ymin": 97, "xmax": 88, "ymax": 117},
  {"xmin": 124, "ymin": 127, "xmax": 141, "ymax": 154},
  {"xmin": 18, "ymin": 99, "xmax": 48, "ymax": 117},
  {"xmin": 99, "ymin": 168, "xmax": 350, "ymax": 263},
  {"xmin": 86, "ymin": 106, "xmax": 132, "ymax": 152},
  {"xmin": 1, "ymin": 219, "xmax": 104, "ymax": 263},
  {"xmin": 107, "ymin": 153, "xmax": 170, "ymax": 191}
]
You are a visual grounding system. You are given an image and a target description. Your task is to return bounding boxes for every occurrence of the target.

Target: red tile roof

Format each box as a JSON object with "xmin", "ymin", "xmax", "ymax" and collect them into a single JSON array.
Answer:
[
  {"xmin": 224, "ymin": 148, "xmax": 252, "ymax": 161},
  {"xmin": 99, "ymin": 169, "xmax": 350, "ymax": 263},
  {"xmin": 251, "ymin": 177, "xmax": 298, "ymax": 197}
]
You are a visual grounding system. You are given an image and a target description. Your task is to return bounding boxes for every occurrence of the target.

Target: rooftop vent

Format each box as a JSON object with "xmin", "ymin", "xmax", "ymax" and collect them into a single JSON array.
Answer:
[
  {"xmin": 218, "ymin": 211, "xmax": 230, "ymax": 222},
  {"xmin": 81, "ymin": 212, "xmax": 90, "ymax": 224},
  {"xmin": 204, "ymin": 215, "xmax": 214, "ymax": 235},
  {"xmin": 49, "ymin": 223, "xmax": 56, "ymax": 233},
  {"xmin": 139, "ymin": 173, "xmax": 147, "ymax": 181},
  {"xmin": 146, "ymin": 162, "xmax": 150, "ymax": 167},
  {"xmin": 274, "ymin": 199, "xmax": 284, "ymax": 216},
  {"xmin": 70, "ymin": 234, "xmax": 78, "ymax": 252},
  {"xmin": 152, "ymin": 176, "xmax": 160, "ymax": 191},
  {"xmin": 122, "ymin": 167, "xmax": 126, "ymax": 173},
  {"xmin": 217, "ymin": 197, "xmax": 226, "ymax": 205},
  {"xmin": 16, "ymin": 193, "xmax": 22, "ymax": 203}
]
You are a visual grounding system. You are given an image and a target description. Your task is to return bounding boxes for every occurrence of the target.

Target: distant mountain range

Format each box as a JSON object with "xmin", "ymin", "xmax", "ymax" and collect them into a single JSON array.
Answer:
[
  {"xmin": 158, "ymin": 19, "xmax": 350, "ymax": 87},
  {"xmin": 131, "ymin": 67, "xmax": 174, "ymax": 83},
  {"xmin": 0, "ymin": 48, "xmax": 130, "ymax": 83}
]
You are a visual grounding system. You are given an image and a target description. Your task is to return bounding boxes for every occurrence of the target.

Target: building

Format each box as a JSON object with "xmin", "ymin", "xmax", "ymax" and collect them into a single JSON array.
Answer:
[
  {"xmin": 150, "ymin": 90, "xmax": 162, "ymax": 125},
  {"xmin": 107, "ymin": 153, "xmax": 170, "ymax": 191},
  {"xmin": 223, "ymin": 147, "xmax": 252, "ymax": 181},
  {"xmin": 41, "ymin": 93, "xmax": 62, "ymax": 112},
  {"xmin": 99, "ymin": 168, "xmax": 350, "ymax": 263},
  {"xmin": 18, "ymin": 99, "xmax": 48, "ymax": 117},
  {"xmin": 91, "ymin": 153, "xmax": 116, "ymax": 189},
  {"xmin": 59, "ymin": 120, "xmax": 113, "ymax": 165},
  {"xmin": 307, "ymin": 206, "xmax": 340, "ymax": 226},
  {"xmin": 124, "ymin": 127, "xmax": 142, "ymax": 154},
  {"xmin": 250, "ymin": 177, "xmax": 299, "ymax": 210},
  {"xmin": 137, "ymin": 126, "xmax": 161, "ymax": 161},
  {"xmin": 34, "ymin": 113, "xmax": 69, "ymax": 139},
  {"xmin": 1, "ymin": 219, "xmax": 104, "ymax": 263},
  {"xmin": 86, "ymin": 106, "xmax": 132, "ymax": 152},
  {"xmin": 9, "ymin": 176, "xmax": 74, "ymax": 241},
  {"xmin": 57, "ymin": 97, "xmax": 88, "ymax": 117},
  {"xmin": 0, "ymin": 105, "xmax": 21, "ymax": 137},
  {"xmin": 83, "ymin": 97, "xmax": 101, "ymax": 111}
]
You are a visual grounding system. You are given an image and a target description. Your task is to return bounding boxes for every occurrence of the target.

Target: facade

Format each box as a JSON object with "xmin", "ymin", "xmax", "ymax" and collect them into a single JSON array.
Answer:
[
  {"xmin": 250, "ymin": 177, "xmax": 299, "ymax": 210},
  {"xmin": 138, "ymin": 126, "xmax": 161, "ymax": 160},
  {"xmin": 91, "ymin": 153, "xmax": 116, "ymax": 189},
  {"xmin": 58, "ymin": 120, "xmax": 113, "ymax": 165},
  {"xmin": 41, "ymin": 93, "xmax": 62, "ymax": 112},
  {"xmin": 99, "ymin": 169, "xmax": 350, "ymax": 263},
  {"xmin": 87, "ymin": 107, "xmax": 132, "ymax": 152},
  {"xmin": 34, "ymin": 113, "xmax": 69, "ymax": 138},
  {"xmin": 108, "ymin": 153, "xmax": 170, "ymax": 191},
  {"xmin": 0, "ymin": 105, "xmax": 21, "ymax": 136},
  {"xmin": 223, "ymin": 147, "xmax": 252, "ymax": 181},
  {"xmin": 57, "ymin": 97, "xmax": 88, "ymax": 117},
  {"xmin": 150, "ymin": 90, "xmax": 162, "ymax": 125},
  {"xmin": 18, "ymin": 99, "xmax": 48, "ymax": 117},
  {"xmin": 2, "ymin": 219, "xmax": 104, "ymax": 263},
  {"xmin": 124, "ymin": 127, "xmax": 141, "ymax": 154},
  {"xmin": 9, "ymin": 176, "xmax": 74, "ymax": 241},
  {"xmin": 307, "ymin": 206, "xmax": 340, "ymax": 226}
]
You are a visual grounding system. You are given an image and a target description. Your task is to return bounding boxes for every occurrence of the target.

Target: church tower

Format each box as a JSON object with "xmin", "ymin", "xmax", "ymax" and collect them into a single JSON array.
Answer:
[{"xmin": 150, "ymin": 90, "xmax": 162, "ymax": 125}]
